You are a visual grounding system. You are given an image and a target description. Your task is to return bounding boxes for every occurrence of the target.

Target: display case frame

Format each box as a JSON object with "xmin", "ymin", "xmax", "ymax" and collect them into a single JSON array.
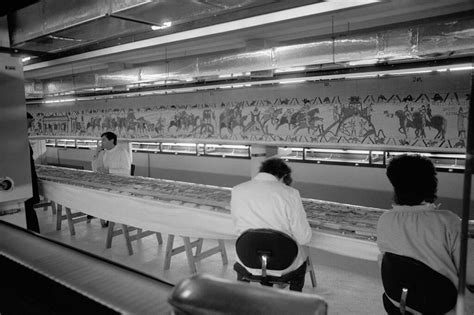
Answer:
[{"xmin": 278, "ymin": 147, "xmax": 465, "ymax": 173}]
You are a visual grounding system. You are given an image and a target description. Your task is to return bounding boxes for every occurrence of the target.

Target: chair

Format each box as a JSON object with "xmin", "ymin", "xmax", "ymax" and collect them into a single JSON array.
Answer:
[
  {"xmin": 233, "ymin": 228, "xmax": 316, "ymax": 291},
  {"xmin": 169, "ymin": 273, "xmax": 327, "ymax": 315},
  {"xmin": 381, "ymin": 252, "xmax": 457, "ymax": 315}
]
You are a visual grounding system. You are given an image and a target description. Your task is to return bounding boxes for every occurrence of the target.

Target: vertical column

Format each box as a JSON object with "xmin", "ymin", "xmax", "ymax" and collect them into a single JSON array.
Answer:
[{"xmin": 250, "ymin": 145, "xmax": 266, "ymax": 178}]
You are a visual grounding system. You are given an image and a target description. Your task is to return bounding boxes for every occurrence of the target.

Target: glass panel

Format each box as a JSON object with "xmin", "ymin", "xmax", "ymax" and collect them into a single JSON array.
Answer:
[
  {"xmin": 45, "ymin": 139, "xmax": 56, "ymax": 147},
  {"xmin": 76, "ymin": 139, "xmax": 99, "ymax": 149},
  {"xmin": 386, "ymin": 152, "xmax": 466, "ymax": 171},
  {"xmin": 160, "ymin": 143, "xmax": 197, "ymax": 154},
  {"xmin": 279, "ymin": 147, "xmax": 304, "ymax": 161},
  {"xmin": 131, "ymin": 142, "xmax": 160, "ymax": 153},
  {"xmin": 305, "ymin": 148, "xmax": 370, "ymax": 165},
  {"xmin": 204, "ymin": 144, "xmax": 249, "ymax": 158},
  {"xmin": 56, "ymin": 139, "xmax": 76, "ymax": 148}
]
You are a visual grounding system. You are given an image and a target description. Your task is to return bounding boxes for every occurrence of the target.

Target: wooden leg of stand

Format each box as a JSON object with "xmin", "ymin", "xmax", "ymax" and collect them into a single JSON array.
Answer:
[
  {"xmin": 65, "ymin": 207, "xmax": 75, "ymax": 236},
  {"xmin": 105, "ymin": 222, "xmax": 115, "ymax": 249},
  {"xmin": 156, "ymin": 232, "xmax": 163, "ymax": 245},
  {"xmin": 122, "ymin": 224, "xmax": 133, "ymax": 255},
  {"xmin": 218, "ymin": 240, "xmax": 228, "ymax": 265},
  {"xmin": 55, "ymin": 204, "xmax": 62, "ymax": 231},
  {"xmin": 164, "ymin": 234, "xmax": 175, "ymax": 270},
  {"xmin": 183, "ymin": 237, "xmax": 197, "ymax": 273}
]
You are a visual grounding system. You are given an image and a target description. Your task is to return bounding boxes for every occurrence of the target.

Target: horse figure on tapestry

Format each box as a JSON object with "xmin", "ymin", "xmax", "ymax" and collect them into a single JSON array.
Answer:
[
  {"xmin": 395, "ymin": 110, "xmax": 446, "ymax": 139},
  {"xmin": 219, "ymin": 105, "xmax": 246, "ymax": 136}
]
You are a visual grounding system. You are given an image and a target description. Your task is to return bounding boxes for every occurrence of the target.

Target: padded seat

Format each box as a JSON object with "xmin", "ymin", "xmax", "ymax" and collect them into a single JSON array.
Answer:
[
  {"xmin": 233, "ymin": 228, "xmax": 316, "ymax": 291},
  {"xmin": 169, "ymin": 273, "xmax": 327, "ymax": 315},
  {"xmin": 381, "ymin": 252, "xmax": 457, "ymax": 314}
]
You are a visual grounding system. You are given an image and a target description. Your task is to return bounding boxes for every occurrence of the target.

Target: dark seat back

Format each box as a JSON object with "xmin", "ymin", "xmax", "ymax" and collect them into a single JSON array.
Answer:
[
  {"xmin": 236, "ymin": 228, "xmax": 298, "ymax": 270},
  {"xmin": 381, "ymin": 252, "xmax": 457, "ymax": 314},
  {"xmin": 168, "ymin": 273, "xmax": 327, "ymax": 315},
  {"xmin": 130, "ymin": 164, "xmax": 135, "ymax": 176}
]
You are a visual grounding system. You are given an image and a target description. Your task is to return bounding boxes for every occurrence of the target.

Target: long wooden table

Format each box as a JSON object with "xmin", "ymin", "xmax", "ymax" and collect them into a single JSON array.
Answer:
[{"xmin": 37, "ymin": 165, "xmax": 383, "ymax": 264}]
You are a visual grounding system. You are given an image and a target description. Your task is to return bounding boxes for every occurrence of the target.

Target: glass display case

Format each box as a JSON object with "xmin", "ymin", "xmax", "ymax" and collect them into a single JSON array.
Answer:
[
  {"xmin": 131, "ymin": 142, "xmax": 161, "ymax": 153},
  {"xmin": 76, "ymin": 139, "xmax": 99, "ymax": 149},
  {"xmin": 386, "ymin": 152, "xmax": 465, "ymax": 173},
  {"xmin": 203, "ymin": 144, "xmax": 250, "ymax": 158},
  {"xmin": 279, "ymin": 147, "xmax": 465, "ymax": 173},
  {"xmin": 45, "ymin": 139, "xmax": 56, "ymax": 147}
]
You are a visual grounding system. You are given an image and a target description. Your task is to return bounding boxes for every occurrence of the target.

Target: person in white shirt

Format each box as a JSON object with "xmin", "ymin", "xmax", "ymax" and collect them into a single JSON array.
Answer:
[
  {"xmin": 92, "ymin": 131, "xmax": 131, "ymax": 176},
  {"xmin": 231, "ymin": 158, "xmax": 312, "ymax": 291},
  {"xmin": 377, "ymin": 154, "xmax": 474, "ymax": 314}
]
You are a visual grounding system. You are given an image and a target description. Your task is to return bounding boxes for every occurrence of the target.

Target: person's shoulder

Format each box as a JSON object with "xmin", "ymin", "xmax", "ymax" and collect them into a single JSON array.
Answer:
[
  {"xmin": 232, "ymin": 179, "xmax": 253, "ymax": 191},
  {"xmin": 433, "ymin": 209, "xmax": 461, "ymax": 226}
]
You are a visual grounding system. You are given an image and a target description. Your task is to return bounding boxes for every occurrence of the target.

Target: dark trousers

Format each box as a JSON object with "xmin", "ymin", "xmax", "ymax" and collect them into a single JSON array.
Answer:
[
  {"xmin": 237, "ymin": 261, "xmax": 307, "ymax": 292},
  {"xmin": 24, "ymin": 199, "xmax": 40, "ymax": 233}
]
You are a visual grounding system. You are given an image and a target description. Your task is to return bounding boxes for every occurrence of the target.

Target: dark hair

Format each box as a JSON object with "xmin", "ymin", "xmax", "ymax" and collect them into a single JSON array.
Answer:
[
  {"xmin": 259, "ymin": 158, "xmax": 292, "ymax": 185},
  {"xmin": 101, "ymin": 131, "xmax": 117, "ymax": 145},
  {"xmin": 386, "ymin": 154, "xmax": 437, "ymax": 206}
]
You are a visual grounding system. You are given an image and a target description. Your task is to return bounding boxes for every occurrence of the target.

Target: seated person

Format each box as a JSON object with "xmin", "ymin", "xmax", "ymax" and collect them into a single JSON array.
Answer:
[
  {"xmin": 92, "ymin": 131, "xmax": 131, "ymax": 176},
  {"xmin": 377, "ymin": 154, "xmax": 474, "ymax": 314},
  {"xmin": 231, "ymin": 158, "xmax": 312, "ymax": 291}
]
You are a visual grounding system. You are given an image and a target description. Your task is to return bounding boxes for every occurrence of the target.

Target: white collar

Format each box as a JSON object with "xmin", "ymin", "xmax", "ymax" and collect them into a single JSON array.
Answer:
[
  {"xmin": 253, "ymin": 172, "xmax": 278, "ymax": 182},
  {"xmin": 392, "ymin": 202, "xmax": 439, "ymax": 212}
]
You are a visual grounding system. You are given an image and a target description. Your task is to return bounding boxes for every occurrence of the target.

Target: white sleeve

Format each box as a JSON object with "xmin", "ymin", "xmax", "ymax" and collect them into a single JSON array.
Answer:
[
  {"xmin": 91, "ymin": 150, "xmax": 104, "ymax": 171},
  {"xmin": 288, "ymin": 190, "xmax": 312, "ymax": 245}
]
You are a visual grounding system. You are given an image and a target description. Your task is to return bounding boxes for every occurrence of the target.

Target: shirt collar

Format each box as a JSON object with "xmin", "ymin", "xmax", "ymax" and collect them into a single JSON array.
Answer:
[
  {"xmin": 254, "ymin": 172, "xmax": 279, "ymax": 182},
  {"xmin": 392, "ymin": 202, "xmax": 439, "ymax": 212}
]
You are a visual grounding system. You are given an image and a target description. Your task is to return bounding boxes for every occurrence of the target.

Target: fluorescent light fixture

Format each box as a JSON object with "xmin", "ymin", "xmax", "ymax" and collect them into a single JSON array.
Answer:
[
  {"xmin": 391, "ymin": 69, "xmax": 432, "ymax": 75},
  {"xmin": 275, "ymin": 67, "xmax": 306, "ymax": 73},
  {"xmin": 43, "ymin": 98, "xmax": 76, "ymax": 104},
  {"xmin": 220, "ymin": 85, "xmax": 232, "ymax": 89},
  {"xmin": 348, "ymin": 59, "xmax": 379, "ymax": 66},
  {"xmin": 232, "ymin": 84, "xmax": 244, "ymax": 88},
  {"xmin": 185, "ymin": 78, "xmax": 194, "ymax": 82},
  {"xmin": 22, "ymin": 56, "xmax": 31, "ymax": 62},
  {"xmin": 449, "ymin": 66, "xmax": 474, "ymax": 72},
  {"xmin": 279, "ymin": 79, "xmax": 307, "ymax": 84},
  {"xmin": 346, "ymin": 74, "xmax": 378, "ymax": 79},
  {"xmin": 151, "ymin": 21, "xmax": 172, "ymax": 31},
  {"xmin": 218, "ymin": 74, "xmax": 232, "ymax": 78}
]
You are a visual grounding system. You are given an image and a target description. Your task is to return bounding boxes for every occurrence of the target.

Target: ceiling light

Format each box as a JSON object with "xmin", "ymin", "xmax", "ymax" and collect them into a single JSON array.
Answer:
[
  {"xmin": 151, "ymin": 21, "xmax": 172, "ymax": 31},
  {"xmin": 275, "ymin": 67, "xmax": 306, "ymax": 73},
  {"xmin": 21, "ymin": 56, "xmax": 31, "ymax": 62},
  {"xmin": 449, "ymin": 66, "xmax": 474, "ymax": 71},
  {"xmin": 348, "ymin": 59, "xmax": 379, "ymax": 66}
]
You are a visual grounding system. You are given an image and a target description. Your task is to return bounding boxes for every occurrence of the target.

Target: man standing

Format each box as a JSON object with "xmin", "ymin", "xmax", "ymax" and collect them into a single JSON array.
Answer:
[
  {"xmin": 231, "ymin": 158, "xmax": 312, "ymax": 291},
  {"xmin": 25, "ymin": 112, "xmax": 40, "ymax": 233},
  {"xmin": 92, "ymin": 131, "xmax": 131, "ymax": 176}
]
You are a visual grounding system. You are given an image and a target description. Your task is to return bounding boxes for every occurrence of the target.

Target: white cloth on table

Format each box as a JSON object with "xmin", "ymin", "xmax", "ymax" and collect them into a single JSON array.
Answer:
[
  {"xmin": 376, "ymin": 203, "xmax": 474, "ymax": 314},
  {"xmin": 103, "ymin": 145, "xmax": 131, "ymax": 176},
  {"xmin": 231, "ymin": 172, "xmax": 312, "ymax": 276},
  {"xmin": 40, "ymin": 180, "xmax": 236, "ymax": 240}
]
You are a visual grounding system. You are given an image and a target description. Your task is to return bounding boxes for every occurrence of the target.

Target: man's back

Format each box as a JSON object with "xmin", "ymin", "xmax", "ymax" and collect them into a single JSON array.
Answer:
[{"xmin": 231, "ymin": 172, "xmax": 311, "ymax": 245}]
